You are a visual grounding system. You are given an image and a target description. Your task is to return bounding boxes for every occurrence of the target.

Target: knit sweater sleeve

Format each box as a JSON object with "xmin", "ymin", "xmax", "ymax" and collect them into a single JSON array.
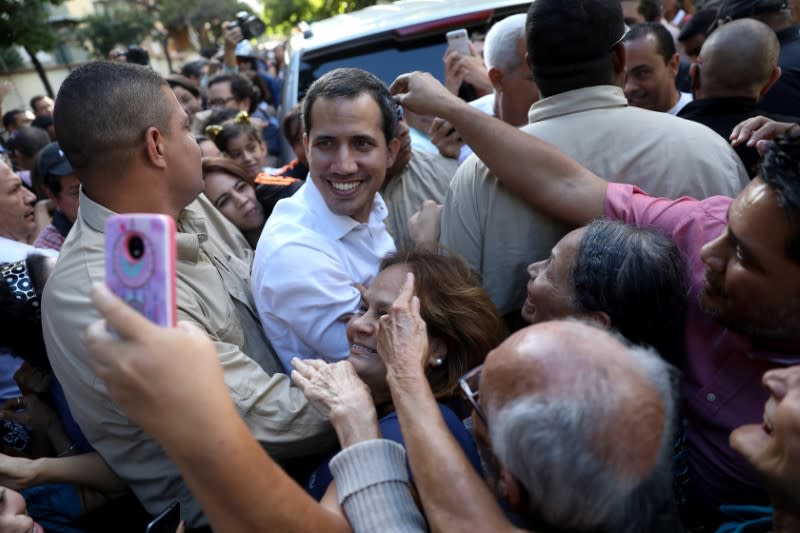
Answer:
[{"xmin": 330, "ymin": 439, "xmax": 428, "ymax": 533}]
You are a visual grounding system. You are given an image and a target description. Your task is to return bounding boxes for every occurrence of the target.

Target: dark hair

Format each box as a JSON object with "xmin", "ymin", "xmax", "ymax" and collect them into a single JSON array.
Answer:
[
  {"xmin": 2, "ymin": 109, "xmax": 25, "ymax": 130},
  {"xmin": 759, "ymin": 133, "xmax": 800, "ymax": 263},
  {"xmin": 571, "ymin": 219, "xmax": 688, "ymax": 364},
  {"xmin": 29, "ymin": 95, "xmax": 47, "ymax": 112},
  {"xmin": 54, "ymin": 61, "xmax": 171, "ymax": 176},
  {"xmin": 202, "ymin": 156, "xmax": 254, "ymax": 186},
  {"xmin": 124, "ymin": 45, "xmax": 150, "ymax": 66},
  {"xmin": 526, "ymin": 0, "xmax": 626, "ymax": 97},
  {"xmin": 678, "ymin": 8, "xmax": 719, "ymax": 41},
  {"xmin": 0, "ymin": 254, "xmax": 53, "ymax": 372},
  {"xmin": 379, "ymin": 246, "xmax": 507, "ymax": 399},
  {"xmin": 207, "ymin": 116, "xmax": 262, "ymax": 156},
  {"xmin": 180, "ymin": 59, "xmax": 207, "ymax": 79},
  {"xmin": 207, "ymin": 73, "xmax": 257, "ymax": 112},
  {"xmin": 9, "ymin": 127, "xmax": 49, "ymax": 158},
  {"xmin": 303, "ymin": 68, "xmax": 397, "ymax": 144},
  {"xmin": 638, "ymin": 0, "xmax": 663, "ymax": 21},
  {"xmin": 281, "ymin": 102, "xmax": 304, "ymax": 144},
  {"xmin": 625, "ymin": 22, "xmax": 677, "ymax": 63}
]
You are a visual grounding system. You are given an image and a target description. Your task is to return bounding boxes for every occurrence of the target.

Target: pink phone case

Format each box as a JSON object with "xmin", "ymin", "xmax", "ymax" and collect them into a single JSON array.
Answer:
[{"xmin": 104, "ymin": 214, "xmax": 177, "ymax": 327}]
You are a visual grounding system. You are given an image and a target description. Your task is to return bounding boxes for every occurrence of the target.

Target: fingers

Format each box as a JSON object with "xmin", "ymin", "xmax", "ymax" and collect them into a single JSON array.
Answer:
[
  {"xmin": 389, "ymin": 74, "xmax": 410, "ymax": 96},
  {"xmin": 394, "ymin": 272, "xmax": 416, "ymax": 311},
  {"xmin": 90, "ymin": 283, "xmax": 153, "ymax": 341}
]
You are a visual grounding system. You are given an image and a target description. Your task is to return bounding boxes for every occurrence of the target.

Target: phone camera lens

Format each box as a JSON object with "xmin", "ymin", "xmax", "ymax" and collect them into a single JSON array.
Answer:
[{"xmin": 128, "ymin": 235, "xmax": 145, "ymax": 260}]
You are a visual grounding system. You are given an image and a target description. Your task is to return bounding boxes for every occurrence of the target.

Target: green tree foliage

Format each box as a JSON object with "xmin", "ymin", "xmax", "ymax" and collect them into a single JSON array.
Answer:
[
  {"xmin": 80, "ymin": 7, "xmax": 156, "ymax": 58},
  {"xmin": 263, "ymin": 0, "xmax": 378, "ymax": 35},
  {"xmin": 0, "ymin": 0, "xmax": 64, "ymax": 51},
  {"xmin": 158, "ymin": 0, "xmax": 252, "ymax": 32}
]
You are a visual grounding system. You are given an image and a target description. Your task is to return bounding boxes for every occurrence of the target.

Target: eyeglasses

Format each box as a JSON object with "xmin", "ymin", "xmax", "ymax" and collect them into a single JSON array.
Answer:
[
  {"xmin": 209, "ymin": 96, "xmax": 236, "ymax": 107},
  {"xmin": 458, "ymin": 365, "xmax": 486, "ymax": 425}
]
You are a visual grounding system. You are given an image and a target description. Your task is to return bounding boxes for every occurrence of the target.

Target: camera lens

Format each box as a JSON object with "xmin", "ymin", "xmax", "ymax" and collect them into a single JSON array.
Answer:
[{"xmin": 128, "ymin": 235, "xmax": 145, "ymax": 260}]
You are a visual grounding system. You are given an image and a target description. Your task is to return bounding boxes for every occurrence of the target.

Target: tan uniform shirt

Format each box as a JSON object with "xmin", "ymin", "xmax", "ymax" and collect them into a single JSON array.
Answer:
[
  {"xmin": 441, "ymin": 85, "xmax": 749, "ymax": 315},
  {"xmin": 42, "ymin": 191, "xmax": 332, "ymax": 527},
  {"xmin": 382, "ymin": 149, "xmax": 458, "ymax": 246}
]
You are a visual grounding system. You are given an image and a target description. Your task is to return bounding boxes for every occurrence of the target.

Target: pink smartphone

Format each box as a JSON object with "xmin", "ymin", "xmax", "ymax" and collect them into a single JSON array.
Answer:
[{"xmin": 104, "ymin": 214, "xmax": 177, "ymax": 327}]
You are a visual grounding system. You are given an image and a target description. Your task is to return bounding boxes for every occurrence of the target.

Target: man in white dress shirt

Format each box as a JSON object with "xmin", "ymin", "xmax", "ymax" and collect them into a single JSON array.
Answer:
[{"xmin": 252, "ymin": 68, "xmax": 400, "ymax": 370}]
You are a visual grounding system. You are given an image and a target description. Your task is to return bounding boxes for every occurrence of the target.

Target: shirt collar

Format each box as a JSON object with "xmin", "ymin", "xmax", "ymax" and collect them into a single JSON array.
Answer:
[
  {"xmin": 528, "ymin": 85, "xmax": 629, "ymax": 124},
  {"xmin": 79, "ymin": 189, "xmax": 204, "ymax": 263},
  {"xmin": 304, "ymin": 178, "xmax": 388, "ymax": 240}
]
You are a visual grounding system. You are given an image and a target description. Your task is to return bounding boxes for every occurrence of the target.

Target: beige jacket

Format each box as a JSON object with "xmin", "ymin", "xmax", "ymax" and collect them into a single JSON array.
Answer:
[{"xmin": 42, "ymin": 191, "xmax": 332, "ymax": 527}]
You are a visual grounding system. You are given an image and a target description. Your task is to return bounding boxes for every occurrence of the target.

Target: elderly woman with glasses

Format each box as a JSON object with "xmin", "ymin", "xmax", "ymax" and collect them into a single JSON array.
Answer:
[{"xmin": 292, "ymin": 246, "xmax": 507, "ymax": 510}]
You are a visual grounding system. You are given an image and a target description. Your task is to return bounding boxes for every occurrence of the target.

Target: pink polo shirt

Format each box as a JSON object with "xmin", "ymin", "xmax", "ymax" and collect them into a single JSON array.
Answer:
[{"xmin": 605, "ymin": 183, "xmax": 798, "ymax": 516}]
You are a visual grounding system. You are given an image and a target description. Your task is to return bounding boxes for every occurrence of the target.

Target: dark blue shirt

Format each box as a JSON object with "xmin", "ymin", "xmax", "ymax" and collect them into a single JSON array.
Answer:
[{"xmin": 305, "ymin": 402, "xmax": 482, "ymax": 500}]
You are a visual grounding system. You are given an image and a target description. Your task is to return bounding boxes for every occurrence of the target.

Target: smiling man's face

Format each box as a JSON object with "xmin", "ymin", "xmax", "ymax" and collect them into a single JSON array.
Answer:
[{"xmin": 304, "ymin": 93, "xmax": 399, "ymax": 223}]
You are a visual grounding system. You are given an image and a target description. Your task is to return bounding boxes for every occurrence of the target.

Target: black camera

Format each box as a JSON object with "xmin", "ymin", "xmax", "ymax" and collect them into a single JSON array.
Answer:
[{"xmin": 228, "ymin": 11, "xmax": 266, "ymax": 40}]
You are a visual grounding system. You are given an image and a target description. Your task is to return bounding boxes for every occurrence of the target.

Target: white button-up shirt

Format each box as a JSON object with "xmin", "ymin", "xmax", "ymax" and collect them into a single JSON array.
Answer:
[{"xmin": 252, "ymin": 179, "xmax": 395, "ymax": 371}]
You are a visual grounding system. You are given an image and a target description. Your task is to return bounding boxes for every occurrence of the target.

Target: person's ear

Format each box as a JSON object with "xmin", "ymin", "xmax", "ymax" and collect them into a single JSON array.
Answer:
[
  {"xmin": 488, "ymin": 67, "xmax": 504, "ymax": 93},
  {"xmin": 385, "ymin": 136, "xmax": 400, "ymax": 168},
  {"xmin": 426, "ymin": 338, "xmax": 447, "ymax": 368},
  {"xmin": 500, "ymin": 467, "xmax": 524, "ymax": 510},
  {"xmin": 612, "ymin": 43, "xmax": 627, "ymax": 76},
  {"xmin": 668, "ymin": 53, "xmax": 681, "ymax": 78},
  {"xmin": 689, "ymin": 61, "xmax": 701, "ymax": 94},
  {"xmin": 760, "ymin": 66, "xmax": 782, "ymax": 98},
  {"xmin": 578, "ymin": 310, "xmax": 612, "ymax": 329},
  {"xmin": 239, "ymin": 97, "xmax": 251, "ymax": 112},
  {"xmin": 144, "ymin": 127, "xmax": 167, "ymax": 169}
]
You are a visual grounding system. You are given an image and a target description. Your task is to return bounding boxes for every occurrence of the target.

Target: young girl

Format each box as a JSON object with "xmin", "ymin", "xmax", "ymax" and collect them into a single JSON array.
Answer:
[{"xmin": 205, "ymin": 111, "xmax": 281, "ymax": 180}]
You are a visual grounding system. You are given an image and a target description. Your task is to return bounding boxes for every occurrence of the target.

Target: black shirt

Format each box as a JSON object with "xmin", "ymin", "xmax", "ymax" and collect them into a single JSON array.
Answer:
[
  {"xmin": 678, "ymin": 96, "xmax": 799, "ymax": 177},
  {"xmin": 759, "ymin": 25, "xmax": 800, "ymax": 116}
]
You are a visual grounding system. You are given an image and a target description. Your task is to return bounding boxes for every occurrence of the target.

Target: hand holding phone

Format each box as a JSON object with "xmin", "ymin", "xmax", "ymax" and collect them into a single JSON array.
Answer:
[
  {"xmin": 446, "ymin": 29, "xmax": 471, "ymax": 56},
  {"xmin": 104, "ymin": 214, "xmax": 177, "ymax": 328}
]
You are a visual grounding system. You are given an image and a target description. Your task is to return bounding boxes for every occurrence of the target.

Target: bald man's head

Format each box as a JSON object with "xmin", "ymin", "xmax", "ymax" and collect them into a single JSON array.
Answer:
[
  {"xmin": 697, "ymin": 18, "xmax": 780, "ymax": 98},
  {"xmin": 478, "ymin": 320, "xmax": 679, "ymax": 531}
]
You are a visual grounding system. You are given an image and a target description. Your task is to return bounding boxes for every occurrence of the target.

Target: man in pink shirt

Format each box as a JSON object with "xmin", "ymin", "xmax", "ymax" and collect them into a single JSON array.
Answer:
[{"xmin": 391, "ymin": 71, "xmax": 800, "ymax": 527}]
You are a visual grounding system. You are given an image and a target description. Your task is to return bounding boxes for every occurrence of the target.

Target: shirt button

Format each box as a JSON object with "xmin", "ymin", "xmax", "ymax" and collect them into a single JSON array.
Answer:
[{"xmin": 706, "ymin": 393, "xmax": 716, "ymax": 402}]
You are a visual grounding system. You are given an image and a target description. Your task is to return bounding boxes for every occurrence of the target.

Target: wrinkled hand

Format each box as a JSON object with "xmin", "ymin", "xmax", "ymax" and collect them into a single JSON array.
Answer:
[
  {"xmin": 390, "ymin": 71, "xmax": 462, "ymax": 119},
  {"xmin": 730, "ymin": 116, "xmax": 799, "ymax": 156},
  {"xmin": 408, "ymin": 200, "xmax": 442, "ymax": 244},
  {"xmin": 730, "ymin": 366, "xmax": 800, "ymax": 512},
  {"xmin": 291, "ymin": 359, "xmax": 379, "ymax": 448},
  {"xmin": 429, "ymin": 117, "xmax": 464, "ymax": 159},
  {"xmin": 0, "ymin": 454, "xmax": 36, "ymax": 490},
  {"xmin": 376, "ymin": 273, "xmax": 429, "ymax": 377},
  {"xmin": 84, "ymin": 284, "xmax": 228, "ymax": 444}
]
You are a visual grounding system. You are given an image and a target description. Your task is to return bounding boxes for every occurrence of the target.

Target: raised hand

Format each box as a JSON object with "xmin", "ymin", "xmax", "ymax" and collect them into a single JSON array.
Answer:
[
  {"xmin": 376, "ymin": 273, "xmax": 429, "ymax": 379},
  {"xmin": 291, "ymin": 359, "xmax": 379, "ymax": 448}
]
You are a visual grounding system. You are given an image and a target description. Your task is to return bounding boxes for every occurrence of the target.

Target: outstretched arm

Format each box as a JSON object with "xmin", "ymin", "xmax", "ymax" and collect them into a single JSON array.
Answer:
[
  {"xmin": 391, "ymin": 72, "xmax": 607, "ymax": 227},
  {"xmin": 377, "ymin": 274, "xmax": 527, "ymax": 533},
  {"xmin": 0, "ymin": 452, "xmax": 126, "ymax": 495},
  {"xmin": 84, "ymin": 284, "xmax": 351, "ymax": 533}
]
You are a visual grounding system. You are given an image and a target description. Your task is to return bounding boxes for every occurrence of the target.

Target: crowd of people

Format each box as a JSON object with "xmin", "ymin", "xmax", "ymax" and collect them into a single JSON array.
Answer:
[{"xmin": 1, "ymin": 0, "xmax": 800, "ymax": 531}]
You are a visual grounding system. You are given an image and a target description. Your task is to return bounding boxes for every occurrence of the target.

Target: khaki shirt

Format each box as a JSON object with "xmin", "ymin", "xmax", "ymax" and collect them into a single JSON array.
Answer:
[
  {"xmin": 441, "ymin": 85, "xmax": 749, "ymax": 315},
  {"xmin": 42, "ymin": 191, "xmax": 332, "ymax": 527},
  {"xmin": 382, "ymin": 149, "xmax": 458, "ymax": 246}
]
